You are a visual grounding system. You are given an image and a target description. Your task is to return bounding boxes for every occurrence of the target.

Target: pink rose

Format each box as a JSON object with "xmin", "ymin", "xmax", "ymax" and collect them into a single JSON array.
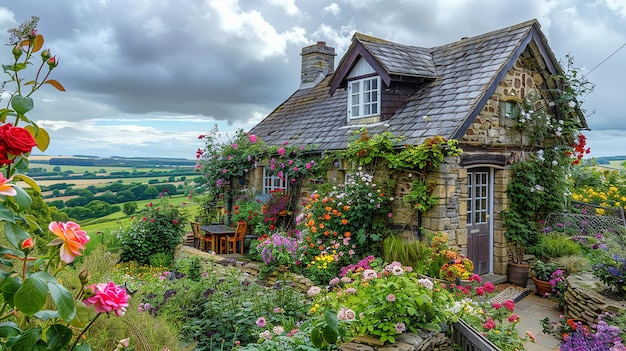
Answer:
[{"xmin": 84, "ymin": 281, "xmax": 130, "ymax": 316}]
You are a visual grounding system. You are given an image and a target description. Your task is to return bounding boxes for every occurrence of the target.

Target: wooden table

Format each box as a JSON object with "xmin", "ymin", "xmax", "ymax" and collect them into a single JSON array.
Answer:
[{"xmin": 200, "ymin": 224, "xmax": 235, "ymax": 254}]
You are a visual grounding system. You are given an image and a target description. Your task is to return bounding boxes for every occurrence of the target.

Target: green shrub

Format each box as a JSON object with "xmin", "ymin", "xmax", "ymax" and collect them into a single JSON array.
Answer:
[
  {"xmin": 120, "ymin": 199, "xmax": 188, "ymax": 265},
  {"xmin": 383, "ymin": 234, "xmax": 429, "ymax": 270},
  {"xmin": 532, "ymin": 233, "xmax": 581, "ymax": 258}
]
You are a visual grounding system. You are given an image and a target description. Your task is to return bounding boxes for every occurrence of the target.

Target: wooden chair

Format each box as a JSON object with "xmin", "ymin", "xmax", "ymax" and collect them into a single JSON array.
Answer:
[
  {"xmin": 191, "ymin": 221, "xmax": 202, "ymax": 249},
  {"xmin": 220, "ymin": 221, "xmax": 247, "ymax": 255}
]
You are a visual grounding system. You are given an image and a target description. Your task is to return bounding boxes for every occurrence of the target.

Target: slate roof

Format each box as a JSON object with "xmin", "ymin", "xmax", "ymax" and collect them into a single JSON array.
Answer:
[{"xmin": 250, "ymin": 19, "xmax": 570, "ymax": 151}]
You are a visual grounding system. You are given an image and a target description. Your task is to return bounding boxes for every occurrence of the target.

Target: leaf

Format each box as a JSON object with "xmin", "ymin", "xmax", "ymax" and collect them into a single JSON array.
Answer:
[
  {"xmin": 10, "ymin": 185, "xmax": 33, "ymax": 211},
  {"xmin": 12, "ymin": 173, "xmax": 41, "ymax": 193},
  {"xmin": 48, "ymin": 281, "xmax": 76, "ymax": 322},
  {"xmin": 32, "ymin": 34, "xmax": 44, "ymax": 52},
  {"xmin": 0, "ymin": 322, "xmax": 21, "ymax": 338},
  {"xmin": 33, "ymin": 310, "xmax": 59, "ymax": 321},
  {"xmin": 322, "ymin": 325, "xmax": 339, "ymax": 344},
  {"xmin": 421, "ymin": 322, "xmax": 441, "ymax": 332},
  {"xmin": 4, "ymin": 222, "xmax": 31, "ymax": 249},
  {"xmin": 0, "ymin": 206, "xmax": 16, "ymax": 222},
  {"xmin": 14, "ymin": 274, "xmax": 49, "ymax": 316},
  {"xmin": 2, "ymin": 63, "xmax": 27, "ymax": 73},
  {"xmin": 46, "ymin": 324, "xmax": 72, "ymax": 350},
  {"xmin": 33, "ymin": 126, "xmax": 50, "ymax": 152},
  {"xmin": 310, "ymin": 328, "xmax": 323, "ymax": 348},
  {"xmin": 10, "ymin": 95, "xmax": 34, "ymax": 116},
  {"xmin": 0, "ymin": 274, "xmax": 23, "ymax": 306},
  {"xmin": 10, "ymin": 328, "xmax": 42, "ymax": 351},
  {"xmin": 73, "ymin": 343, "xmax": 93, "ymax": 351},
  {"xmin": 69, "ymin": 301, "xmax": 91, "ymax": 328},
  {"xmin": 0, "ymin": 108, "xmax": 12, "ymax": 122},
  {"xmin": 323, "ymin": 310, "xmax": 338, "ymax": 329},
  {"xmin": 44, "ymin": 79, "xmax": 66, "ymax": 91}
]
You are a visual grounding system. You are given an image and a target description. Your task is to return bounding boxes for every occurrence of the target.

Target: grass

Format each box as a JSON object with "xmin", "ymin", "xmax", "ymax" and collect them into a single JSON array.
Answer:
[{"xmin": 80, "ymin": 195, "xmax": 204, "ymax": 235}]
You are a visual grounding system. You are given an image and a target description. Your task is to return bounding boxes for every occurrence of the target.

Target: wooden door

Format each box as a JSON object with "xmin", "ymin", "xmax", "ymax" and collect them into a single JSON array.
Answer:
[{"xmin": 466, "ymin": 168, "xmax": 491, "ymax": 274}]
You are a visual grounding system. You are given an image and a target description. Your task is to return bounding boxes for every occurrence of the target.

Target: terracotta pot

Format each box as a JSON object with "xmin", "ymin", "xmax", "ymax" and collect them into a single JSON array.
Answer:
[
  {"xmin": 532, "ymin": 277, "xmax": 553, "ymax": 297},
  {"xmin": 507, "ymin": 262, "xmax": 529, "ymax": 288}
]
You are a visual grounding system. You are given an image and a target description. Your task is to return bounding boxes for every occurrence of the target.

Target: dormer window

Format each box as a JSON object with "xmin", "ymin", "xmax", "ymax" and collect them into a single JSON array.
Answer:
[{"xmin": 348, "ymin": 76, "xmax": 380, "ymax": 119}]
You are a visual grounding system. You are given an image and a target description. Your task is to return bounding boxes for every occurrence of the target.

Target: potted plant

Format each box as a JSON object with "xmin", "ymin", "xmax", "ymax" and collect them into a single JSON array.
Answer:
[{"xmin": 531, "ymin": 260, "xmax": 558, "ymax": 296}]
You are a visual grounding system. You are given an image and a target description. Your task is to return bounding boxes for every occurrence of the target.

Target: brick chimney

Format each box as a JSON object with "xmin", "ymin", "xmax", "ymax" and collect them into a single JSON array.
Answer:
[{"xmin": 300, "ymin": 41, "xmax": 336, "ymax": 89}]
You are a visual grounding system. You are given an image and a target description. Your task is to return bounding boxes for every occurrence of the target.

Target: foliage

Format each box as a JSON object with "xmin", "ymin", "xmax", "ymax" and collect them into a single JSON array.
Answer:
[
  {"xmin": 252, "ymin": 232, "xmax": 302, "ymax": 277},
  {"xmin": 504, "ymin": 57, "xmax": 594, "ymax": 263},
  {"xmin": 308, "ymin": 261, "xmax": 454, "ymax": 344},
  {"xmin": 532, "ymin": 259, "xmax": 559, "ymax": 281},
  {"xmin": 592, "ymin": 252, "xmax": 626, "ymax": 298},
  {"xmin": 548, "ymin": 269, "xmax": 567, "ymax": 309},
  {"xmin": 543, "ymin": 313, "xmax": 626, "ymax": 350},
  {"xmin": 299, "ymin": 170, "xmax": 393, "ymax": 258},
  {"xmin": 121, "ymin": 256, "xmax": 312, "ymax": 349},
  {"xmin": 231, "ymin": 191, "xmax": 264, "ymax": 234},
  {"xmin": 419, "ymin": 232, "xmax": 473, "ymax": 281},
  {"xmin": 382, "ymin": 234, "xmax": 429, "ymax": 270},
  {"xmin": 448, "ymin": 278, "xmax": 534, "ymax": 351},
  {"xmin": 0, "ymin": 18, "xmax": 135, "ymax": 350},
  {"xmin": 334, "ymin": 130, "xmax": 462, "ymax": 224},
  {"xmin": 119, "ymin": 199, "xmax": 188, "ymax": 265},
  {"xmin": 529, "ymin": 231, "xmax": 581, "ymax": 258}
]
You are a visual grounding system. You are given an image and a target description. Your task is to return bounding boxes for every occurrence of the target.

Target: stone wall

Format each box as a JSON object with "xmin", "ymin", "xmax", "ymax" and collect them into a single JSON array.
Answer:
[
  {"xmin": 564, "ymin": 273, "xmax": 626, "ymax": 325},
  {"xmin": 339, "ymin": 331, "xmax": 453, "ymax": 351}
]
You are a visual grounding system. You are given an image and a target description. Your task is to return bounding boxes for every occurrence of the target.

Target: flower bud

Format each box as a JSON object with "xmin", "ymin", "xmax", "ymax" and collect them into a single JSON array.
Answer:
[
  {"xmin": 41, "ymin": 48, "xmax": 51, "ymax": 62},
  {"xmin": 21, "ymin": 237, "xmax": 34, "ymax": 252},
  {"xmin": 79, "ymin": 268, "xmax": 91, "ymax": 285},
  {"xmin": 47, "ymin": 56, "xmax": 58, "ymax": 70},
  {"xmin": 28, "ymin": 30, "xmax": 37, "ymax": 40},
  {"xmin": 12, "ymin": 44, "xmax": 22, "ymax": 60}
]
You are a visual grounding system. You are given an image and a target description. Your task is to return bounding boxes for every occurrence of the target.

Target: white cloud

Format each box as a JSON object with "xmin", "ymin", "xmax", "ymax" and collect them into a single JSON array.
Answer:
[
  {"xmin": 343, "ymin": 0, "xmax": 382, "ymax": 10},
  {"xmin": 267, "ymin": 0, "xmax": 300, "ymax": 16},
  {"xmin": 602, "ymin": 0, "xmax": 626, "ymax": 17},
  {"xmin": 323, "ymin": 3, "xmax": 341, "ymax": 16},
  {"xmin": 208, "ymin": 0, "xmax": 308, "ymax": 59}
]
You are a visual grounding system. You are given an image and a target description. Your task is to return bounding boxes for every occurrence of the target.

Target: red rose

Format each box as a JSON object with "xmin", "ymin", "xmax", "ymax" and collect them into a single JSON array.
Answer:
[
  {"xmin": 0, "ymin": 123, "xmax": 37, "ymax": 155},
  {"xmin": 0, "ymin": 143, "xmax": 13, "ymax": 165}
]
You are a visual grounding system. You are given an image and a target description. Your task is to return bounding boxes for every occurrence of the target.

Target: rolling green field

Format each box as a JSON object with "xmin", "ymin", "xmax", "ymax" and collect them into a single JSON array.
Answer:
[{"xmin": 80, "ymin": 195, "xmax": 203, "ymax": 235}]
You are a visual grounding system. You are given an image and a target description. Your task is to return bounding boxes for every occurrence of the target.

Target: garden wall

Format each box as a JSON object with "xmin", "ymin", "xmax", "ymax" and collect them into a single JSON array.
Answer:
[{"xmin": 564, "ymin": 273, "xmax": 626, "ymax": 325}]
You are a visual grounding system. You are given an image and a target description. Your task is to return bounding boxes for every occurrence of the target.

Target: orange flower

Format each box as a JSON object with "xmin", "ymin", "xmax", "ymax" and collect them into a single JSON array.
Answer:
[
  {"xmin": 318, "ymin": 246, "xmax": 324, "ymax": 251},
  {"xmin": 337, "ymin": 212, "xmax": 342, "ymax": 216},
  {"xmin": 341, "ymin": 219, "xmax": 348, "ymax": 225},
  {"xmin": 333, "ymin": 231, "xmax": 338, "ymax": 236},
  {"xmin": 323, "ymin": 230, "xmax": 329, "ymax": 237},
  {"xmin": 323, "ymin": 214, "xmax": 331, "ymax": 221},
  {"xmin": 344, "ymin": 232, "xmax": 351, "ymax": 237},
  {"xmin": 309, "ymin": 243, "xmax": 315, "ymax": 248},
  {"xmin": 306, "ymin": 235, "xmax": 311, "ymax": 242},
  {"xmin": 331, "ymin": 209, "xmax": 338, "ymax": 214},
  {"xmin": 0, "ymin": 174, "xmax": 16, "ymax": 196},
  {"xmin": 307, "ymin": 213, "xmax": 312, "ymax": 219},
  {"xmin": 325, "ymin": 206, "xmax": 332, "ymax": 212},
  {"xmin": 311, "ymin": 227, "xmax": 317, "ymax": 233},
  {"xmin": 343, "ymin": 205, "xmax": 350, "ymax": 211},
  {"xmin": 318, "ymin": 223, "xmax": 325, "ymax": 229},
  {"xmin": 49, "ymin": 221, "xmax": 90, "ymax": 264},
  {"xmin": 307, "ymin": 219, "xmax": 315, "ymax": 227}
]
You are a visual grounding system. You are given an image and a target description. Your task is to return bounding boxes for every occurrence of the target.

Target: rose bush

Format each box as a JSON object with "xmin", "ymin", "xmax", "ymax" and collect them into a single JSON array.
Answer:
[{"xmin": 0, "ymin": 17, "xmax": 131, "ymax": 350}]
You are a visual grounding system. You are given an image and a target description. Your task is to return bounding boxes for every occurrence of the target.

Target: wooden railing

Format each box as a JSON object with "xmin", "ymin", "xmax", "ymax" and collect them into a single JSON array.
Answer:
[{"xmin": 452, "ymin": 319, "xmax": 501, "ymax": 351}]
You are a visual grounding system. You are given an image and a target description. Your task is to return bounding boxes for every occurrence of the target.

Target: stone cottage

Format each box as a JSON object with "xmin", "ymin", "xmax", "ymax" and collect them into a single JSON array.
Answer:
[{"xmin": 248, "ymin": 19, "xmax": 587, "ymax": 275}]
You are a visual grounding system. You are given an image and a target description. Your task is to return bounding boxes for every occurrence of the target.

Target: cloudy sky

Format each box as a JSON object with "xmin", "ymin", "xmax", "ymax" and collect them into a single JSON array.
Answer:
[{"xmin": 0, "ymin": 0, "xmax": 624, "ymax": 160}]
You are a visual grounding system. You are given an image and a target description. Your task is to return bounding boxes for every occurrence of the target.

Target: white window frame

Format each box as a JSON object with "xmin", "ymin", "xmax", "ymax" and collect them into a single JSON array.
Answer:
[
  {"xmin": 347, "ymin": 76, "xmax": 380, "ymax": 119},
  {"xmin": 263, "ymin": 167, "xmax": 286, "ymax": 194}
]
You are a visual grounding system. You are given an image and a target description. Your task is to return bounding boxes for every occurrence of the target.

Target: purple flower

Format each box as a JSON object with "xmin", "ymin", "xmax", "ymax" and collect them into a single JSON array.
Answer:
[{"xmin": 256, "ymin": 317, "xmax": 266, "ymax": 327}]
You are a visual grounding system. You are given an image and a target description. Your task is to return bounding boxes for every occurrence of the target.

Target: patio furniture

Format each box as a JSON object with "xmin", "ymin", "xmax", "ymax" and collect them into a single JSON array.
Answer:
[
  {"xmin": 220, "ymin": 221, "xmax": 247, "ymax": 255},
  {"xmin": 200, "ymin": 224, "xmax": 235, "ymax": 254},
  {"xmin": 191, "ymin": 221, "xmax": 202, "ymax": 249}
]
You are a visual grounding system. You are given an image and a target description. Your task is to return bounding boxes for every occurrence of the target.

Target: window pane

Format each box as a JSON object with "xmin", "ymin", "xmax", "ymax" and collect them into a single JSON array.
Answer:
[
  {"xmin": 352, "ymin": 106, "xmax": 359, "ymax": 117},
  {"xmin": 351, "ymin": 82, "xmax": 359, "ymax": 93},
  {"xmin": 364, "ymin": 105, "xmax": 371, "ymax": 115},
  {"xmin": 372, "ymin": 102, "xmax": 378, "ymax": 114}
]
